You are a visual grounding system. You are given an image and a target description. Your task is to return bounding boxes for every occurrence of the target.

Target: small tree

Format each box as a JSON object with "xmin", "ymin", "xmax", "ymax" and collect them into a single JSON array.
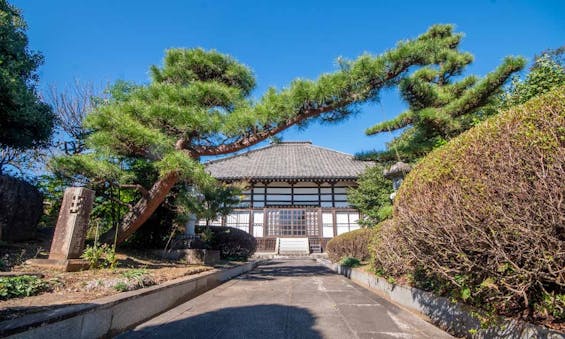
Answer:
[
  {"xmin": 178, "ymin": 183, "xmax": 241, "ymax": 227},
  {"xmin": 501, "ymin": 46, "xmax": 565, "ymax": 108},
  {"xmin": 347, "ymin": 165, "xmax": 393, "ymax": 226}
]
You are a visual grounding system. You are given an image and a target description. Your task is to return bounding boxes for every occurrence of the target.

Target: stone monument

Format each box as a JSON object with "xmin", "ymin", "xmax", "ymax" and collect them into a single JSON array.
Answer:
[{"xmin": 27, "ymin": 187, "xmax": 94, "ymax": 271}]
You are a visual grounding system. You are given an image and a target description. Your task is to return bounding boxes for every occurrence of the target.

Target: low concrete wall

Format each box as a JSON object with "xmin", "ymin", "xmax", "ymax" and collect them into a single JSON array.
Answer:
[
  {"xmin": 1, "ymin": 261, "xmax": 258, "ymax": 338},
  {"xmin": 318, "ymin": 259, "xmax": 564, "ymax": 339}
]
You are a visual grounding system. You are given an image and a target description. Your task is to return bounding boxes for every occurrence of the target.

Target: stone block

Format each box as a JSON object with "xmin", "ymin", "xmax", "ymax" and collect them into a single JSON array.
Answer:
[
  {"xmin": 185, "ymin": 249, "xmax": 220, "ymax": 265},
  {"xmin": 0, "ymin": 175, "xmax": 43, "ymax": 242},
  {"xmin": 26, "ymin": 258, "xmax": 90, "ymax": 272}
]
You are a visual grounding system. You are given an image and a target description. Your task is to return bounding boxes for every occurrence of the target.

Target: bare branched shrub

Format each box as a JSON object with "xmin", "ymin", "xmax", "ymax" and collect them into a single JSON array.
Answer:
[
  {"xmin": 376, "ymin": 86, "xmax": 565, "ymax": 325},
  {"xmin": 48, "ymin": 80, "xmax": 99, "ymax": 155},
  {"xmin": 327, "ymin": 228, "xmax": 373, "ymax": 262},
  {"xmin": 371, "ymin": 220, "xmax": 412, "ymax": 277}
]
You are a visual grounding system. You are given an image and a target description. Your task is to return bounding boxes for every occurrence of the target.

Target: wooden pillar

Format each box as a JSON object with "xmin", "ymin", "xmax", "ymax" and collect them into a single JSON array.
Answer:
[
  {"xmin": 250, "ymin": 182, "xmax": 254, "ymax": 208},
  {"xmin": 317, "ymin": 182, "xmax": 323, "ymax": 237},
  {"xmin": 317, "ymin": 182, "xmax": 322, "ymax": 207},
  {"xmin": 331, "ymin": 182, "xmax": 335, "ymax": 208},
  {"xmin": 290, "ymin": 181, "xmax": 295, "ymax": 206},
  {"xmin": 318, "ymin": 208, "xmax": 323, "ymax": 237},
  {"xmin": 263, "ymin": 181, "xmax": 267, "ymax": 206},
  {"xmin": 332, "ymin": 208, "xmax": 337, "ymax": 238},
  {"xmin": 248, "ymin": 208, "xmax": 253, "ymax": 235},
  {"xmin": 263, "ymin": 207, "xmax": 267, "ymax": 237}
]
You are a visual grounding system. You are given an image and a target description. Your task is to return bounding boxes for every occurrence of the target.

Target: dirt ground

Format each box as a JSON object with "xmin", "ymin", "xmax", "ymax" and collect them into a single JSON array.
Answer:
[{"xmin": 0, "ymin": 239, "xmax": 214, "ymax": 322}]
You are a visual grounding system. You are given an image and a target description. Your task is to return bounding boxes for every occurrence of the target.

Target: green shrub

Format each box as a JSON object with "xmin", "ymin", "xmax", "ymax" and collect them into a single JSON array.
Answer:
[
  {"xmin": 339, "ymin": 257, "xmax": 361, "ymax": 268},
  {"xmin": 196, "ymin": 226, "xmax": 256, "ymax": 260},
  {"xmin": 113, "ymin": 282, "xmax": 128, "ymax": 292},
  {"xmin": 326, "ymin": 228, "xmax": 373, "ymax": 263},
  {"xmin": 373, "ymin": 86, "xmax": 565, "ymax": 325},
  {"xmin": 0, "ymin": 275, "xmax": 49, "ymax": 300},
  {"xmin": 81, "ymin": 243, "xmax": 117, "ymax": 269},
  {"xmin": 121, "ymin": 268, "xmax": 148, "ymax": 280}
]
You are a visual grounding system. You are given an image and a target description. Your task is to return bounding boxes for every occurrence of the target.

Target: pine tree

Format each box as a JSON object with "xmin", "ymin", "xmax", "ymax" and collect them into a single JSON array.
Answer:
[
  {"xmin": 361, "ymin": 44, "xmax": 525, "ymax": 162},
  {"xmin": 55, "ymin": 24, "xmax": 489, "ymax": 244}
]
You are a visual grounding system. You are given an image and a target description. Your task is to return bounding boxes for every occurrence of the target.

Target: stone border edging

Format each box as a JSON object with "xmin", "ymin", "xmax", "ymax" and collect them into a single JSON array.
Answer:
[
  {"xmin": 1, "ymin": 261, "xmax": 259, "ymax": 338},
  {"xmin": 317, "ymin": 259, "xmax": 564, "ymax": 339}
]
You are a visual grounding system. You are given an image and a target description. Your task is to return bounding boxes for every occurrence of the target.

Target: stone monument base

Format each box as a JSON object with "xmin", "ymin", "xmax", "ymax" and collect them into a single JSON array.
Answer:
[
  {"xmin": 153, "ymin": 249, "xmax": 220, "ymax": 266},
  {"xmin": 26, "ymin": 258, "xmax": 90, "ymax": 272}
]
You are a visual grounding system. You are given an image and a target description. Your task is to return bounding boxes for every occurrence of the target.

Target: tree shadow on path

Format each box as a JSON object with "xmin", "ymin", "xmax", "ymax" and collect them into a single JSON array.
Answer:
[
  {"xmin": 121, "ymin": 304, "xmax": 322, "ymax": 339},
  {"xmin": 241, "ymin": 260, "xmax": 334, "ymax": 281}
]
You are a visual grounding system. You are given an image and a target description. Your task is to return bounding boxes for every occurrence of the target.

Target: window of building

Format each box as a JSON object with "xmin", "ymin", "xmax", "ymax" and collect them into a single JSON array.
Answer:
[
  {"xmin": 225, "ymin": 211, "xmax": 249, "ymax": 233},
  {"xmin": 322, "ymin": 212, "xmax": 334, "ymax": 238},
  {"xmin": 253, "ymin": 211, "xmax": 264, "ymax": 237},
  {"xmin": 232, "ymin": 182, "xmax": 357, "ymax": 208},
  {"xmin": 336, "ymin": 212, "xmax": 360, "ymax": 235}
]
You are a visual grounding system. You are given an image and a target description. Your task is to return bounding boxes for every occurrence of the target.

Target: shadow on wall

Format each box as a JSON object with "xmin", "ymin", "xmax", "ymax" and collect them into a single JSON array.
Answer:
[
  {"xmin": 409, "ymin": 281, "xmax": 557, "ymax": 337},
  {"xmin": 409, "ymin": 287, "xmax": 480, "ymax": 337},
  {"xmin": 0, "ymin": 302, "xmax": 97, "ymax": 337},
  {"xmin": 122, "ymin": 304, "xmax": 322, "ymax": 338}
]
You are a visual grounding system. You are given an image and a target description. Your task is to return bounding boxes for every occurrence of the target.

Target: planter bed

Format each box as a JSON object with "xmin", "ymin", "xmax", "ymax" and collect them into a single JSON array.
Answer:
[{"xmin": 0, "ymin": 261, "xmax": 258, "ymax": 338}]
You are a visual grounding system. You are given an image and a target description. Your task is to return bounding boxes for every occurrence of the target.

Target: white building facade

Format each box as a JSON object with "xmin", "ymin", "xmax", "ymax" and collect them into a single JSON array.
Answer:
[{"xmin": 202, "ymin": 141, "xmax": 373, "ymax": 252}]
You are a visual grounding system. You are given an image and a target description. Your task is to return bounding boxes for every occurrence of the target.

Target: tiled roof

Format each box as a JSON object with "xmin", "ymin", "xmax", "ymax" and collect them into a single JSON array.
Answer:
[{"xmin": 205, "ymin": 141, "xmax": 373, "ymax": 180}]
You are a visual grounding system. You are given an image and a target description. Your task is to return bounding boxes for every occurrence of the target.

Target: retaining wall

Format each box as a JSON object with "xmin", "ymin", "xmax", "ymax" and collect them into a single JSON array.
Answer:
[
  {"xmin": 318, "ymin": 259, "xmax": 564, "ymax": 339},
  {"xmin": 1, "ymin": 261, "xmax": 258, "ymax": 338}
]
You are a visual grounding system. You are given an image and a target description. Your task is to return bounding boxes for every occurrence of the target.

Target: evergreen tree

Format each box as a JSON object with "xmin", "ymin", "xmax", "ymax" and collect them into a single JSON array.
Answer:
[
  {"xmin": 55, "ymin": 24, "xmax": 491, "ymax": 244},
  {"xmin": 347, "ymin": 165, "xmax": 393, "ymax": 227},
  {"xmin": 184, "ymin": 183, "xmax": 242, "ymax": 227},
  {"xmin": 0, "ymin": 0, "xmax": 54, "ymax": 150},
  {"xmin": 361, "ymin": 45, "xmax": 525, "ymax": 162}
]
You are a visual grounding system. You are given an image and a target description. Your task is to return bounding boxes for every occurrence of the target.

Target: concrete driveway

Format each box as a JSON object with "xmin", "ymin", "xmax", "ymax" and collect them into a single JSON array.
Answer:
[{"xmin": 119, "ymin": 259, "xmax": 452, "ymax": 339}]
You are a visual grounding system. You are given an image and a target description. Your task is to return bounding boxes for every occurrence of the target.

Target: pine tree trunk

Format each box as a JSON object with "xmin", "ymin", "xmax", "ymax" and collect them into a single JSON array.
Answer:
[{"xmin": 100, "ymin": 172, "xmax": 179, "ymax": 245}]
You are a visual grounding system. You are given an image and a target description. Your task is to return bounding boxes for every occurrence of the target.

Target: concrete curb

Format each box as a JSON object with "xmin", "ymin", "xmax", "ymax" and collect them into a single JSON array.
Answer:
[
  {"xmin": 317, "ymin": 259, "xmax": 564, "ymax": 339},
  {"xmin": 1, "ymin": 261, "xmax": 259, "ymax": 338}
]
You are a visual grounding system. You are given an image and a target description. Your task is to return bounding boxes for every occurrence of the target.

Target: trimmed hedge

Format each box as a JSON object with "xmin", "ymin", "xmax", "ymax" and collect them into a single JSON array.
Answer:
[
  {"xmin": 196, "ymin": 226, "xmax": 257, "ymax": 260},
  {"xmin": 326, "ymin": 228, "xmax": 372, "ymax": 263},
  {"xmin": 373, "ymin": 86, "xmax": 565, "ymax": 325}
]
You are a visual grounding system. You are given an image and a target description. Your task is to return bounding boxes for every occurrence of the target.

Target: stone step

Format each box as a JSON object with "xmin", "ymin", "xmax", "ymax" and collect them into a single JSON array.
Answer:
[{"xmin": 277, "ymin": 237, "xmax": 309, "ymax": 255}]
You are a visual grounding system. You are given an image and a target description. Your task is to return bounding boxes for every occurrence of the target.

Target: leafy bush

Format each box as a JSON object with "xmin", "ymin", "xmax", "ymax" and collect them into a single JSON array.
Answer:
[
  {"xmin": 196, "ymin": 226, "xmax": 256, "ymax": 260},
  {"xmin": 113, "ymin": 281, "xmax": 128, "ymax": 292},
  {"xmin": 339, "ymin": 257, "xmax": 361, "ymax": 268},
  {"xmin": 373, "ymin": 87, "xmax": 565, "ymax": 325},
  {"xmin": 81, "ymin": 243, "xmax": 117, "ymax": 269},
  {"xmin": 326, "ymin": 228, "xmax": 373, "ymax": 263},
  {"xmin": 0, "ymin": 275, "xmax": 49, "ymax": 300}
]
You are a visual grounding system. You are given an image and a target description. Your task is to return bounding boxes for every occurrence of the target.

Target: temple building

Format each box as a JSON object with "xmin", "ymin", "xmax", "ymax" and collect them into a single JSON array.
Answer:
[{"xmin": 202, "ymin": 141, "xmax": 373, "ymax": 253}]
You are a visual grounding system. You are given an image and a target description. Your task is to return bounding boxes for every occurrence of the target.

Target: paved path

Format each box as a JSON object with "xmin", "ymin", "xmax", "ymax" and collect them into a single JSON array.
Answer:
[{"xmin": 119, "ymin": 260, "xmax": 452, "ymax": 339}]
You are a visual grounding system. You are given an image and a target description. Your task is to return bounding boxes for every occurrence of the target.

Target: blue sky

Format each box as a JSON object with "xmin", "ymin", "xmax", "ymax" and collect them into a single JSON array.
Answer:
[{"xmin": 13, "ymin": 0, "xmax": 565, "ymax": 156}]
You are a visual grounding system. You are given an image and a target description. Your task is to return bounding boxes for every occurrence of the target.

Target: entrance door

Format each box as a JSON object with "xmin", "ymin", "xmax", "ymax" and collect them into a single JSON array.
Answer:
[{"xmin": 266, "ymin": 209, "xmax": 318, "ymax": 236}]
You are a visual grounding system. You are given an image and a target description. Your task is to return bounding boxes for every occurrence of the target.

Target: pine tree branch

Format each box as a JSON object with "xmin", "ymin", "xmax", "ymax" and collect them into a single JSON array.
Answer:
[
  {"xmin": 365, "ymin": 111, "xmax": 414, "ymax": 135},
  {"xmin": 440, "ymin": 56, "xmax": 525, "ymax": 118}
]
